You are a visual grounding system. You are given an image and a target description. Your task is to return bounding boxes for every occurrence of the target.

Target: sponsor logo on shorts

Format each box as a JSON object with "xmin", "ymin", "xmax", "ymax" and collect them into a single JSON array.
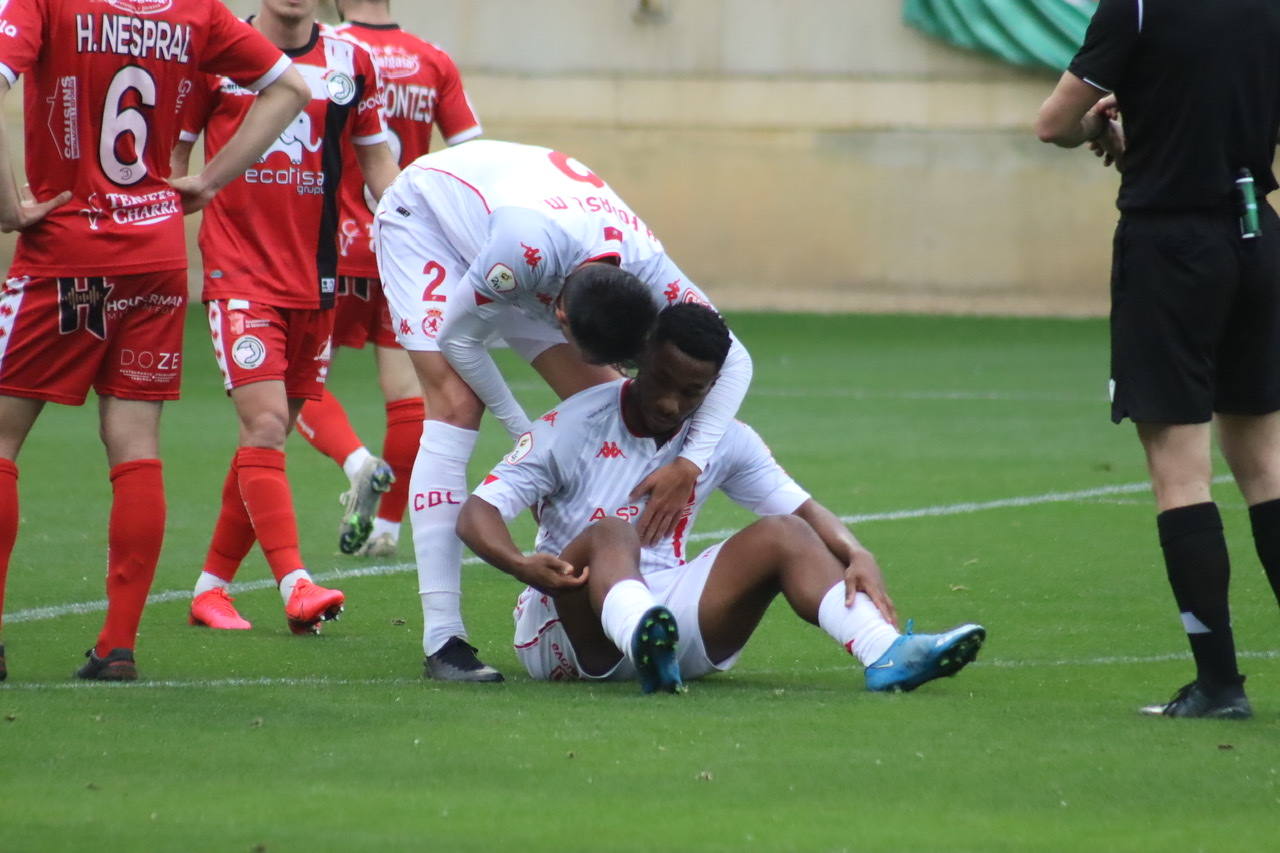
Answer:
[
  {"xmin": 485, "ymin": 263, "xmax": 516, "ymax": 293},
  {"xmin": 229, "ymin": 311, "xmax": 245, "ymax": 336},
  {"xmin": 422, "ymin": 308, "xmax": 443, "ymax": 339},
  {"xmin": 504, "ymin": 432, "xmax": 534, "ymax": 465},
  {"xmin": 325, "ymin": 70, "xmax": 357, "ymax": 105},
  {"xmin": 118, "ymin": 349, "xmax": 180, "ymax": 385},
  {"xmin": 231, "ymin": 335, "xmax": 266, "ymax": 369}
]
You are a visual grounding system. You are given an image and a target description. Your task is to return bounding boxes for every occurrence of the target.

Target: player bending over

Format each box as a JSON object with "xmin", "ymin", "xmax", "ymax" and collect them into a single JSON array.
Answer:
[
  {"xmin": 174, "ymin": 0, "xmax": 399, "ymax": 635},
  {"xmin": 374, "ymin": 139, "xmax": 753, "ymax": 681},
  {"xmin": 294, "ymin": 0, "xmax": 484, "ymax": 558},
  {"xmin": 458, "ymin": 304, "xmax": 985, "ymax": 693}
]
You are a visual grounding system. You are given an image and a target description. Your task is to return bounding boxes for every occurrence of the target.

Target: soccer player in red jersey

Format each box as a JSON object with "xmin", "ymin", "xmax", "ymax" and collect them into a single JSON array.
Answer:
[
  {"xmin": 0, "ymin": 0, "xmax": 309, "ymax": 681},
  {"xmin": 293, "ymin": 0, "xmax": 483, "ymax": 558},
  {"xmin": 173, "ymin": 0, "xmax": 399, "ymax": 635}
]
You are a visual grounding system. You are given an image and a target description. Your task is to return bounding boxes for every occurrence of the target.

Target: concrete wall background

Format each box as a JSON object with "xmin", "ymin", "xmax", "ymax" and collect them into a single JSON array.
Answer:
[{"xmin": 2, "ymin": 1, "xmax": 1119, "ymax": 315}]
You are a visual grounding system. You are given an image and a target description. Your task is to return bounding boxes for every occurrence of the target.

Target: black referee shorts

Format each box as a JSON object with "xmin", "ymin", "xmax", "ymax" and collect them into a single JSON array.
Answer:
[{"xmin": 1109, "ymin": 201, "xmax": 1280, "ymax": 424}]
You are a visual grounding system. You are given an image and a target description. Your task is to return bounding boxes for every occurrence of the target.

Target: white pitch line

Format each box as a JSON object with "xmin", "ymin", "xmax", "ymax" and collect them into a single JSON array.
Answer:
[
  {"xmin": 6, "ymin": 650, "xmax": 1280, "ymax": 692},
  {"xmin": 3, "ymin": 475, "xmax": 1231, "ymax": 627},
  {"xmin": 508, "ymin": 381, "xmax": 1099, "ymax": 404}
]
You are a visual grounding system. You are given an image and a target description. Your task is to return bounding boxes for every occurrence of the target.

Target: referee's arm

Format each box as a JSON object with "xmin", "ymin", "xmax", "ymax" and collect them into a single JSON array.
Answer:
[{"xmin": 1035, "ymin": 71, "xmax": 1111, "ymax": 148}]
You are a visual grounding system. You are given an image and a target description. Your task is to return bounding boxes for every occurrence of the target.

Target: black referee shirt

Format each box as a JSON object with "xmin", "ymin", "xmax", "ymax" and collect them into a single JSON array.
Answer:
[{"xmin": 1068, "ymin": 0, "xmax": 1280, "ymax": 212}]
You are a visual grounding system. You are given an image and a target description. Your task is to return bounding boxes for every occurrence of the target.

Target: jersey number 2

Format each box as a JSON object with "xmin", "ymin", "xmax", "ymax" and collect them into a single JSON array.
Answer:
[
  {"xmin": 100, "ymin": 66, "xmax": 156, "ymax": 187},
  {"xmin": 422, "ymin": 261, "xmax": 447, "ymax": 301}
]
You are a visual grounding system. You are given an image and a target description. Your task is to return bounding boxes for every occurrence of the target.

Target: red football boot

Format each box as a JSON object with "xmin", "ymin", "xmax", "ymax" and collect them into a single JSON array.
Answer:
[
  {"xmin": 189, "ymin": 588, "xmax": 252, "ymax": 630},
  {"xmin": 284, "ymin": 578, "xmax": 345, "ymax": 635}
]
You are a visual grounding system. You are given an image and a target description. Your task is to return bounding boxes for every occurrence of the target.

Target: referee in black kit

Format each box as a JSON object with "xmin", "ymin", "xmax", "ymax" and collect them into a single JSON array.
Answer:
[{"xmin": 1035, "ymin": 0, "xmax": 1280, "ymax": 719}]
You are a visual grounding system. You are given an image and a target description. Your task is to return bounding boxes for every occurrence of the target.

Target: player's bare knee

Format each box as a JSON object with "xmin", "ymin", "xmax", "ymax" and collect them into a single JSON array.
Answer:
[
  {"xmin": 747, "ymin": 514, "xmax": 820, "ymax": 557},
  {"xmin": 586, "ymin": 516, "xmax": 641, "ymax": 548},
  {"xmin": 238, "ymin": 409, "xmax": 289, "ymax": 449}
]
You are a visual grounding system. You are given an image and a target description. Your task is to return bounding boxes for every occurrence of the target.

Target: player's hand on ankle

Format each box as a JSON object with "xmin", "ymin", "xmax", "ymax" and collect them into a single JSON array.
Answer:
[
  {"xmin": 632, "ymin": 457, "xmax": 701, "ymax": 547},
  {"xmin": 844, "ymin": 549, "xmax": 898, "ymax": 628},
  {"xmin": 515, "ymin": 553, "xmax": 588, "ymax": 595}
]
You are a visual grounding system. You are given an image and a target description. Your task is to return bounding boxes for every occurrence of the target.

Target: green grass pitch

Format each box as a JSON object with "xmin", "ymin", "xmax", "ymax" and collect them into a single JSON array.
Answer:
[{"xmin": 1, "ymin": 312, "xmax": 1278, "ymax": 852}]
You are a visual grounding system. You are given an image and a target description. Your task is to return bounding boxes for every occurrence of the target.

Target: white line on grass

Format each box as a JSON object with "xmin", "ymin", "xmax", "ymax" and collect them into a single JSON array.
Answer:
[
  {"xmin": 508, "ymin": 381, "xmax": 1099, "ymax": 404},
  {"xmin": 7, "ymin": 477, "xmax": 1193, "ymax": 626},
  {"xmin": 6, "ymin": 650, "xmax": 1279, "ymax": 691}
]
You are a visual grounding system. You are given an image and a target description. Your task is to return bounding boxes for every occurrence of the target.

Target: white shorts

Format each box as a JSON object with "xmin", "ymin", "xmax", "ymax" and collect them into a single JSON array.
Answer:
[
  {"xmin": 374, "ymin": 174, "xmax": 564, "ymax": 359},
  {"xmin": 512, "ymin": 542, "xmax": 745, "ymax": 682}
]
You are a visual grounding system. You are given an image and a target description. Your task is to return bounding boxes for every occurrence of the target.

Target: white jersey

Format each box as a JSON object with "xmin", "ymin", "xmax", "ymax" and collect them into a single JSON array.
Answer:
[
  {"xmin": 473, "ymin": 380, "xmax": 810, "ymax": 574},
  {"xmin": 387, "ymin": 139, "xmax": 710, "ymax": 324},
  {"xmin": 377, "ymin": 138, "xmax": 753, "ymax": 464}
]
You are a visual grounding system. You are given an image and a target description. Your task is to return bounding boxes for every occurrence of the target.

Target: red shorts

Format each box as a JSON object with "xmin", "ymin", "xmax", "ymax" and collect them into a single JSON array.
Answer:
[
  {"xmin": 332, "ymin": 276, "xmax": 398, "ymax": 350},
  {"xmin": 0, "ymin": 271, "xmax": 185, "ymax": 405},
  {"xmin": 207, "ymin": 299, "xmax": 334, "ymax": 401}
]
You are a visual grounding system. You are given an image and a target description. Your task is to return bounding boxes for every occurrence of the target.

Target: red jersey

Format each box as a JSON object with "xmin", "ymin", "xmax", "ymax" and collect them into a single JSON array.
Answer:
[
  {"xmin": 0, "ymin": 0, "xmax": 289, "ymax": 278},
  {"xmin": 182, "ymin": 22, "xmax": 386, "ymax": 310},
  {"xmin": 332, "ymin": 21, "xmax": 480, "ymax": 277}
]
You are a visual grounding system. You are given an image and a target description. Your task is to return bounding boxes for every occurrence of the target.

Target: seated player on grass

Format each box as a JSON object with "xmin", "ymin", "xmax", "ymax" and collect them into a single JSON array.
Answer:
[{"xmin": 457, "ymin": 303, "xmax": 986, "ymax": 693}]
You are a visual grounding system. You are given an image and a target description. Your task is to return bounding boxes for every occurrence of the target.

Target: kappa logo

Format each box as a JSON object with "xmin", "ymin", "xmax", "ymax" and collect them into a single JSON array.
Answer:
[
  {"xmin": 231, "ymin": 335, "xmax": 267, "ymax": 370},
  {"xmin": 664, "ymin": 280, "xmax": 681, "ymax": 303},
  {"xmin": 504, "ymin": 432, "xmax": 534, "ymax": 465},
  {"xmin": 540, "ymin": 410, "xmax": 558, "ymax": 426},
  {"xmin": 485, "ymin": 263, "xmax": 517, "ymax": 293},
  {"xmin": 596, "ymin": 441, "xmax": 626, "ymax": 459},
  {"xmin": 536, "ymin": 292, "xmax": 553, "ymax": 306},
  {"xmin": 521, "ymin": 243, "xmax": 542, "ymax": 269},
  {"xmin": 399, "ymin": 318, "xmax": 412, "ymax": 336}
]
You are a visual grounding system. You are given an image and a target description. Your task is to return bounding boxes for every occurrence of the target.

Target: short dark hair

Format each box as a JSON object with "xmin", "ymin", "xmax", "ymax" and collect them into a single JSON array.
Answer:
[
  {"xmin": 562, "ymin": 264, "xmax": 658, "ymax": 365},
  {"xmin": 649, "ymin": 303, "xmax": 732, "ymax": 369}
]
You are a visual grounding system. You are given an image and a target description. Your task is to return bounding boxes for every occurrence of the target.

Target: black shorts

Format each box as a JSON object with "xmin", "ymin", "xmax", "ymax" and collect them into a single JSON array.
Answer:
[{"xmin": 1109, "ymin": 202, "xmax": 1280, "ymax": 424}]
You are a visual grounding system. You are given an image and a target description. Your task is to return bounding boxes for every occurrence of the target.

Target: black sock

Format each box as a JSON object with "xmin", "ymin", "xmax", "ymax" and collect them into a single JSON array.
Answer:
[
  {"xmin": 1156, "ymin": 502, "xmax": 1241, "ymax": 688},
  {"xmin": 1247, "ymin": 497, "xmax": 1280, "ymax": 607}
]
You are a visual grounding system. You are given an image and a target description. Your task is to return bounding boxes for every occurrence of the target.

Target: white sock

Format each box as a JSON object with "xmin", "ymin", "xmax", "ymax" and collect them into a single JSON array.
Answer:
[
  {"xmin": 278, "ymin": 568, "xmax": 312, "ymax": 605},
  {"xmin": 342, "ymin": 446, "xmax": 374, "ymax": 481},
  {"xmin": 370, "ymin": 517, "xmax": 400, "ymax": 542},
  {"xmin": 412, "ymin": 421, "xmax": 478, "ymax": 656},
  {"xmin": 817, "ymin": 584, "xmax": 900, "ymax": 667},
  {"xmin": 193, "ymin": 571, "xmax": 230, "ymax": 598},
  {"xmin": 600, "ymin": 579, "xmax": 656, "ymax": 664}
]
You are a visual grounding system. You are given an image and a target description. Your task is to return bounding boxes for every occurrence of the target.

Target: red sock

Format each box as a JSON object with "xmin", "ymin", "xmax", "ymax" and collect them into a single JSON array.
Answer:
[
  {"xmin": 378, "ymin": 397, "xmax": 424, "ymax": 523},
  {"xmin": 296, "ymin": 389, "xmax": 363, "ymax": 466},
  {"xmin": 235, "ymin": 446, "xmax": 303, "ymax": 583},
  {"xmin": 0, "ymin": 459, "xmax": 17, "ymax": 630},
  {"xmin": 96, "ymin": 459, "xmax": 164, "ymax": 655},
  {"xmin": 203, "ymin": 455, "xmax": 256, "ymax": 583}
]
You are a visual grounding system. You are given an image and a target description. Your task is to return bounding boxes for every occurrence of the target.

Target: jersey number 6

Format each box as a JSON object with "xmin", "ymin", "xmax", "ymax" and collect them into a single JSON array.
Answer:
[{"xmin": 100, "ymin": 65, "xmax": 156, "ymax": 187}]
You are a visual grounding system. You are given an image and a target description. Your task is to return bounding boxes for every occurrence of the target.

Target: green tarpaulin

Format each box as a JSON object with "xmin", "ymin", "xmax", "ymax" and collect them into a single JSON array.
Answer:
[{"xmin": 903, "ymin": 0, "xmax": 1098, "ymax": 72}]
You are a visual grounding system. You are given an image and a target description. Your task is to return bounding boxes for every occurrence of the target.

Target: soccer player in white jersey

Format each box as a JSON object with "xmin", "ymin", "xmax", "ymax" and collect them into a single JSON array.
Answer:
[
  {"xmin": 374, "ymin": 139, "xmax": 753, "ymax": 681},
  {"xmin": 458, "ymin": 304, "xmax": 986, "ymax": 693}
]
